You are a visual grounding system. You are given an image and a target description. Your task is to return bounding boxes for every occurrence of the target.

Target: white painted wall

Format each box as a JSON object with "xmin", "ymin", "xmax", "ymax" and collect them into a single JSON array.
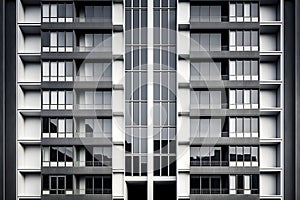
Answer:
[
  {"xmin": 260, "ymin": 173, "xmax": 278, "ymax": 195},
  {"xmin": 113, "ymin": 3, "xmax": 124, "ymax": 25},
  {"xmin": 19, "ymin": 174, "xmax": 41, "ymax": 196},
  {"xmin": 260, "ymin": 116, "xmax": 277, "ymax": 138},
  {"xmin": 22, "ymin": 6, "xmax": 41, "ymax": 23},
  {"xmin": 260, "ymin": 34, "xmax": 277, "ymax": 51},
  {"xmin": 260, "ymin": 6, "xmax": 278, "ymax": 22},
  {"xmin": 18, "ymin": 62, "xmax": 41, "ymax": 83},
  {"xmin": 260, "ymin": 145, "xmax": 277, "ymax": 168},
  {"xmin": 260, "ymin": 62, "xmax": 277, "ymax": 80},
  {"xmin": 260, "ymin": 90, "xmax": 278, "ymax": 108},
  {"xmin": 177, "ymin": 2, "xmax": 190, "ymax": 24},
  {"xmin": 18, "ymin": 117, "xmax": 41, "ymax": 140},
  {"xmin": 18, "ymin": 90, "xmax": 41, "ymax": 109}
]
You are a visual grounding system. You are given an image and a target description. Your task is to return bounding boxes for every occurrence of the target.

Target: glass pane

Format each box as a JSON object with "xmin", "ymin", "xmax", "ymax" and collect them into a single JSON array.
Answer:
[{"xmin": 210, "ymin": 34, "xmax": 221, "ymax": 51}]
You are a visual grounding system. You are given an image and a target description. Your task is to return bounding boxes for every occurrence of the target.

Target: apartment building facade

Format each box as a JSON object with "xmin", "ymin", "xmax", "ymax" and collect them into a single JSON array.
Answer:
[{"xmin": 0, "ymin": 0, "xmax": 299, "ymax": 200}]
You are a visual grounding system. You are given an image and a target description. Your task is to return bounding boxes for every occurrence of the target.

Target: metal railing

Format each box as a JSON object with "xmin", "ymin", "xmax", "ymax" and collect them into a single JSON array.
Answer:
[
  {"xmin": 75, "ymin": 46, "xmax": 112, "ymax": 52},
  {"xmin": 74, "ymin": 189, "xmax": 112, "ymax": 195},
  {"xmin": 190, "ymin": 160, "xmax": 229, "ymax": 167},
  {"xmin": 75, "ymin": 76, "xmax": 112, "ymax": 82},
  {"xmin": 74, "ymin": 161, "xmax": 112, "ymax": 167},
  {"xmin": 74, "ymin": 132, "xmax": 112, "ymax": 138},
  {"xmin": 190, "ymin": 16, "xmax": 229, "ymax": 23},
  {"xmin": 74, "ymin": 17, "xmax": 112, "ymax": 23},
  {"xmin": 191, "ymin": 188, "xmax": 229, "ymax": 194},
  {"xmin": 74, "ymin": 104, "xmax": 112, "ymax": 110}
]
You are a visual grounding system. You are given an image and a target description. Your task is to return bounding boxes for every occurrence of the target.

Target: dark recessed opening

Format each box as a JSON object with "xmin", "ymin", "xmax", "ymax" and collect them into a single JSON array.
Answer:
[
  {"xmin": 127, "ymin": 181, "xmax": 147, "ymax": 200},
  {"xmin": 154, "ymin": 181, "xmax": 176, "ymax": 200}
]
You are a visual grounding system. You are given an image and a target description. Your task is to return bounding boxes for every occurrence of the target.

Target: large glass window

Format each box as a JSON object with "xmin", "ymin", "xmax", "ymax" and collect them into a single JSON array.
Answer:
[
  {"xmin": 42, "ymin": 90, "xmax": 73, "ymax": 110},
  {"xmin": 230, "ymin": 175, "xmax": 259, "ymax": 194},
  {"xmin": 190, "ymin": 146, "xmax": 227, "ymax": 166},
  {"xmin": 229, "ymin": 60, "xmax": 258, "ymax": 80},
  {"xmin": 191, "ymin": 118, "xmax": 222, "ymax": 138},
  {"xmin": 77, "ymin": 91, "xmax": 111, "ymax": 109},
  {"xmin": 85, "ymin": 146, "xmax": 112, "ymax": 167},
  {"xmin": 191, "ymin": 90, "xmax": 222, "ymax": 109},
  {"xmin": 77, "ymin": 62, "xmax": 112, "ymax": 81},
  {"xmin": 76, "ymin": 118, "xmax": 112, "ymax": 138},
  {"xmin": 42, "ymin": 3, "xmax": 73, "ymax": 22},
  {"xmin": 42, "ymin": 146, "xmax": 73, "ymax": 167},
  {"xmin": 42, "ymin": 118, "xmax": 73, "ymax": 138},
  {"xmin": 43, "ymin": 175, "xmax": 73, "ymax": 195},
  {"xmin": 78, "ymin": 6, "xmax": 112, "ymax": 22},
  {"xmin": 229, "ymin": 3, "xmax": 259, "ymax": 22},
  {"xmin": 85, "ymin": 176, "xmax": 112, "ymax": 194},
  {"xmin": 42, "ymin": 61, "xmax": 73, "ymax": 82},
  {"xmin": 229, "ymin": 146, "xmax": 259, "ymax": 167},
  {"xmin": 191, "ymin": 33, "xmax": 221, "ymax": 51},
  {"xmin": 191, "ymin": 5, "xmax": 221, "ymax": 22},
  {"xmin": 78, "ymin": 33, "xmax": 112, "ymax": 52},
  {"xmin": 42, "ymin": 31, "xmax": 73, "ymax": 52},
  {"xmin": 229, "ymin": 89, "xmax": 259, "ymax": 109},
  {"xmin": 229, "ymin": 30, "xmax": 259, "ymax": 51}
]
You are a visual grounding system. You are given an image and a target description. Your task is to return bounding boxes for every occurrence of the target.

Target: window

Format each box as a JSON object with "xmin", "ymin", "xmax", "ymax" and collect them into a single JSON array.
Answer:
[
  {"xmin": 76, "ymin": 118, "xmax": 112, "ymax": 137},
  {"xmin": 153, "ymin": 155, "xmax": 176, "ymax": 176},
  {"xmin": 191, "ymin": 5, "xmax": 221, "ymax": 22},
  {"xmin": 190, "ymin": 146, "xmax": 227, "ymax": 166},
  {"xmin": 229, "ymin": 146, "xmax": 259, "ymax": 167},
  {"xmin": 85, "ymin": 147, "xmax": 112, "ymax": 167},
  {"xmin": 42, "ymin": 31, "xmax": 73, "ymax": 52},
  {"xmin": 229, "ymin": 89, "xmax": 259, "ymax": 109},
  {"xmin": 191, "ymin": 33, "xmax": 221, "ymax": 51},
  {"xmin": 77, "ymin": 62, "xmax": 112, "ymax": 81},
  {"xmin": 85, "ymin": 176, "xmax": 112, "ymax": 194},
  {"xmin": 78, "ymin": 6, "xmax": 112, "ymax": 22},
  {"xmin": 191, "ymin": 90, "xmax": 222, "ymax": 109},
  {"xmin": 229, "ymin": 31, "xmax": 259, "ymax": 51},
  {"xmin": 42, "ymin": 90, "xmax": 73, "ymax": 110},
  {"xmin": 78, "ymin": 91, "xmax": 111, "ymax": 109},
  {"xmin": 230, "ymin": 175, "xmax": 259, "ymax": 194},
  {"xmin": 191, "ymin": 118, "xmax": 222, "ymax": 138},
  {"xmin": 42, "ymin": 118, "xmax": 73, "ymax": 138},
  {"xmin": 78, "ymin": 33, "xmax": 112, "ymax": 52},
  {"xmin": 42, "ymin": 61, "xmax": 73, "ymax": 82},
  {"xmin": 42, "ymin": 3, "xmax": 73, "ymax": 22},
  {"xmin": 229, "ymin": 60, "xmax": 258, "ymax": 80},
  {"xmin": 43, "ymin": 175, "xmax": 73, "ymax": 195},
  {"xmin": 229, "ymin": 3, "xmax": 259, "ymax": 22},
  {"xmin": 190, "ymin": 175, "xmax": 224, "ymax": 194},
  {"xmin": 42, "ymin": 146, "xmax": 73, "ymax": 167}
]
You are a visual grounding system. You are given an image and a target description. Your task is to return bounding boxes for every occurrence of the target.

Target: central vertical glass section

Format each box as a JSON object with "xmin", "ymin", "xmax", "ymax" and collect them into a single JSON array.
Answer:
[
  {"xmin": 125, "ymin": 0, "xmax": 148, "ymax": 176},
  {"xmin": 153, "ymin": 0, "xmax": 177, "ymax": 177}
]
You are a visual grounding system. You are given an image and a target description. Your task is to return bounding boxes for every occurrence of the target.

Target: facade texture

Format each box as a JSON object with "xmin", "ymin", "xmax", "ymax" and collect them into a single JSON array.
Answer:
[{"xmin": 0, "ymin": 0, "xmax": 300, "ymax": 200}]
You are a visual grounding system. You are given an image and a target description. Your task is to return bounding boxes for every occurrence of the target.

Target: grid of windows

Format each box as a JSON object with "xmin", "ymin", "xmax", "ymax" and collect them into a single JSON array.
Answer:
[
  {"xmin": 78, "ymin": 5, "xmax": 112, "ymax": 22},
  {"xmin": 43, "ymin": 175, "xmax": 73, "ymax": 195},
  {"xmin": 42, "ymin": 31, "xmax": 73, "ymax": 52},
  {"xmin": 42, "ymin": 146, "xmax": 73, "ymax": 167},
  {"xmin": 85, "ymin": 146, "xmax": 112, "ymax": 167},
  {"xmin": 191, "ymin": 33, "xmax": 222, "ymax": 51},
  {"xmin": 229, "ymin": 30, "xmax": 259, "ymax": 51},
  {"xmin": 229, "ymin": 117, "xmax": 259, "ymax": 138},
  {"xmin": 229, "ymin": 89, "xmax": 259, "ymax": 109},
  {"xmin": 190, "ymin": 118, "xmax": 222, "ymax": 138},
  {"xmin": 190, "ymin": 146, "xmax": 228, "ymax": 166},
  {"xmin": 229, "ymin": 146, "xmax": 259, "ymax": 167},
  {"xmin": 77, "ymin": 91, "xmax": 112, "ymax": 109},
  {"xmin": 76, "ymin": 118, "xmax": 112, "ymax": 138},
  {"xmin": 42, "ymin": 118, "xmax": 73, "ymax": 138},
  {"xmin": 191, "ymin": 5, "xmax": 222, "ymax": 22},
  {"xmin": 229, "ymin": 60, "xmax": 259, "ymax": 80},
  {"xmin": 42, "ymin": 90, "xmax": 73, "ymax": 110},
  {"xmin": 153, "ymin": 0, "xmax": 176, "ymax": 177},
  {"xmin": 191, "ymin": 62, "xmax": 222, "ymax": 81},
  {"xmin": 85, "ymin": 176, "xmax": 112, "ymax": 194},
  {"xmin": 191, "ymin": 90, "xmax": 222, "ymax": 109},
  {"xmin": 190, "ymin": 175, "xmax": 227, "ymax": 194},
  {"xmin": 78, "ymin": 33, "xmax": 112, "ymax": 52},
  {"xmin": 77, "ymin": 62, "xmax": 112, "ymax": 81},
  {"xmin": 42, "ymin": 3, "xmax": 73, "ymax": 23},
  {"xmin": 229, "ymin": 175, "xmax": 259, "ymax": 194},
  {"xmin": 42, "ymin": 61, "xmax": 73, "ymax": 82},
  {"xmin": 125, "ymin": 0, "xmax": 148, "ymax": 177},
  {"xmin": 230, "ymin": 3, "xmax": 259, "ymax": 22}
]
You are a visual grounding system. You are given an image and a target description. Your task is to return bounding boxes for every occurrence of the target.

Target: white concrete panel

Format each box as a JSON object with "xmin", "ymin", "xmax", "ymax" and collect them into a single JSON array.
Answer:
[
  {"xmin": 24, "ymin": 35, "xmax": 41, "ymax": 53},
  {"xmin": 19, "ymin": 146, "xmax": 41, "ymax": 169},
  {"xmin": 177, "ymin": 89, "xmax": 190, "ymax": 112},
  {"xmin": 177, "ymin": 173, "xmax": 190, "ymax": 197},
  {"xmin": 112, "ymin": 60, "xmax": 124, "ymax": 85},
  {"xmin": 177, "ymin": 31, "xmax": 190, "ymax": 54},
  {"xmin": 23, "ymin": 6, "xmax": 41, "ymax": 23},
  {"xmin": 21, "ymin": 174, "xmax": 41, "ymax": 196},
  {"xmin": 260, "ymin": 174, "xmax": 278, "ymax": 195},
  {"xmin": 260, "ymin": 6, "xmax": 277, "ymax": 22},
  {"xmin": 18, "ymin": 90, "xmax": 41, "ymax": 109},
  {"xmin": 260, "ymin": 145, "xmax": 277, "ymax": 167},
  {"xmin": 112, "ymin": 144, "xmax": 124, "ymax": 170},
  {"xmin": 177, "ymin": 60, "xmax": 190, "ymax": 83},
  {"xmin": 260, "ymin": 116, "xmax": 277, "ymax": 138},
  {"xmin": 113, "ymin": 173, "xmax": 124, "ymax": 197},
  {"xmin": 23, "ymin": 63, "xmax": 41, "ymax": 82},
  {"xmin": 113, "ymin": 4, "xmax": 124, "ymax": 25},
  {"xmin": 177, "ymin": 116, "xmax": 190, "ymax": 142},
  {"xmin": 113, "ymin": 32, "xmax": 124, "ymax": 55},
  {"xmin": 112, "ymin": 90, "xmax": 124, "ymax": 113},
  {"xmin": 260, "ymin": 34, "xmax": 277, "ymax": 51},
  {"xmin": 21, "ymin": 117, "xmax": 41, "ymax": 140},
  {"xmin": 260, "ymin": 90, "xmax": 277, "ymax": 108},
  {"xmin": 177, "ymin": 145, "xmax": 190, "ymax": 170},
  {"xmin": 260, "ymin": 62, "xmax": 277, "ymax": 80},
  {"xmin": 112, "ymin": 116, "xmax": 124, "ymax": 143},
  {"xmin": 177, "ymin": 3, "xmax": 190, "ymax": 24}
]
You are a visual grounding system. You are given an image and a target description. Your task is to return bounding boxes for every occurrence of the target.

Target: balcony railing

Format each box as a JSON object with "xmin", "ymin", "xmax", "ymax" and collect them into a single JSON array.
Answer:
[
  {"xmin": 75, "ymin": 46, "xmax": 112, "ymax": 52},
  {"xmin": 74, "ymin": 132, "xmax": 112, "ymax": 138},
  {"xmin": 191, "ymin": 188, "xmax": 229, "ymax": 194},
  {"xmin": 190, "ymin": 16, "xmax": 229, "ymax": 23},
  {"xmin": 190, "ymin": 160, "xmax": 229, "ymax": 167},
  {"xmin": 74, "ymin": 189, "xmax": 112, "ymax": 195},
  {"xmin": 74, "ymin": 104, "xmax": 112, "ymax": 110},
  {"xmin": 74, "ymin": 161, "xmax": 112, "ymax": 167},
  {"xmin": 75, "ymin": 17, "xmax": 112, "ymax": 23},
  {"xmin": 75, "ymin": 76, "xmax": 112, "ymax": 82}
]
